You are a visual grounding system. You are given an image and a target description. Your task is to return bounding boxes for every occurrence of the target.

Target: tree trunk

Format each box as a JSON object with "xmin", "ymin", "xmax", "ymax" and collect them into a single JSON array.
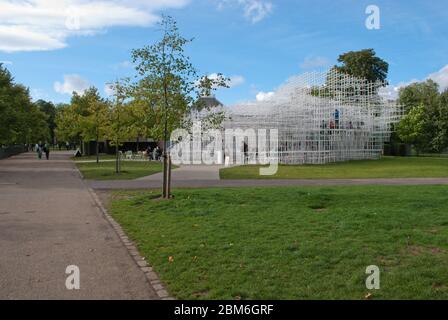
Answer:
[
  {"xmin": 162, "ymin": 146, "xmax": 168, "ymax": 198},
  {"xmin": 115, "ymin": 143, "xmax": 120, "ymax": 174},
  {"xmin": 96, "ymin": 136, "xmax": 99, "ymax": 164},
  {"xmin": 161, "ymin": 60, "xmax": 171, "ymax": 199},
  {"xmin": 80, "ymin": 139, "xmax": 84, "ymax": 155},
  {"xmin": 167, "ymin": 154, "xmax": 172, "ymax": 197},
  {"xmin": 162, "ymin": 93, "xmax": 169, "ymax": 199}
]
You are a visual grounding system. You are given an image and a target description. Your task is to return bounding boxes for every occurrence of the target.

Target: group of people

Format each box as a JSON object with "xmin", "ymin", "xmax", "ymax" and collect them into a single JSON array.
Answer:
[
  {"xmin": 145, "ymin": 146, "xmax": 162, "ymax": 161},
  {"xmin": 57, "ymin": 142, "xmax": 73, "ymax": 151},
  {"xmin": 318, "ymin": 109, "xmax": 364, "ymax": 131},
  {"xmin": 35, "ymin": 142, "xmax": 50, "ymax": 160}
]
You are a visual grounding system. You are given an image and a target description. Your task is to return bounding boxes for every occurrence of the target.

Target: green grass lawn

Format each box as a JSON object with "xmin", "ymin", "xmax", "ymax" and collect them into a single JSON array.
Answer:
[
  {"xmin": 109, "ymin": 186, "xmax": 448, "ymax": 300},
  {"xmin": 417, "ymin": 153, "xmax": 448, "ymax": 158},
  {"xmin": 76, "ymin": 160, "xmax": 164, "ymax": 180},
  {"xmin": 220, "ymin": 157, "xmax": 448, "ymax": 180}
]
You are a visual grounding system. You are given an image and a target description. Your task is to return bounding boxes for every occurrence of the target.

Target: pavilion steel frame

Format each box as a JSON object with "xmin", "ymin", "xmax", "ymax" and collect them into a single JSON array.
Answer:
[{"xmin": 222, "ymin": 70, "xmax": 401, "ymax": 165}]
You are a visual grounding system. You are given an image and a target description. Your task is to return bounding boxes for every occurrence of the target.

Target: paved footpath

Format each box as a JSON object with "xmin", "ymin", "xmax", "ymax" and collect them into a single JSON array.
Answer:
[
  {"xmin": 0, "ymin": 152, "xmax": 158, "ymax": 299},
  {"xmin": 88, "ymin": 164, "xmax": 448, "ymax": 190}
]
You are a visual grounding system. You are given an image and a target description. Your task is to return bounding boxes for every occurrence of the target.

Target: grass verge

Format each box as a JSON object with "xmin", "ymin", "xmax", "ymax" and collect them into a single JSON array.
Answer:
[
  {"xmin": 72, "ymin": 154, "xmax": 116, "ymax": 161},
  {"xmin": 220, "ymin": 157, "xmax": 448, "ymax": 180},
  {"xmin": 109, "ymin": 185, "xmax": 448, "ymax": 299},
  {"xmin": 76, "ymin": 160, "xmax": 164, "ymax": 180}
]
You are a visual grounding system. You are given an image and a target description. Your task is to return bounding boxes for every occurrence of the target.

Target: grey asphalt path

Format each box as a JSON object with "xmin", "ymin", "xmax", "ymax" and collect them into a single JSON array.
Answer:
[
  {"xmin": 136, "ymin": 164, "xmax": 222, "ymax": 181},
  {"xmin": 89, "ymin": 174, "xmax": 448, "ymax": 190},
  {"xmin": 0, "ymin": 151, "xmax": 158, "ymax": 300}
]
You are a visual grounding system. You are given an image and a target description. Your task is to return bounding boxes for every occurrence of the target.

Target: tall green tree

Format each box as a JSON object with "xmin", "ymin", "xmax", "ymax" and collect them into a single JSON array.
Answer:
[
  {"xmin": 35, "ymin": 99, "xmax": 57, "ymax": 143},
  {"xmin": 107, "ymin": 79, "xmax": 135, "ymax": 173},
  {"xmin": 397, "ymin": 104, "xmax": 428, "ymax": 154},
  {"xmin": 312, "ymin": 49, "xmax": 389, "ymax": 98},
  {"xmin": 398, "ymin": 80, "xmax": 440, "ymax": 114},
  {"xmin": 55, "ymin": 103, "xmax": 82, "ymax": 149},
  {"xmin": 0, "ymin": 64, "xmax": 17, "ymax": 144},
  {"xmin": 79, "ymin": 87, "xmax": 110, "ymax": 163},
  {"xmin": 24, "ymin": 103, "xmax": 50, "ymax": 145},
  {"xmin": 56, "ymin": 87, "xmax": 110, "ymax": 161},
  {"xmin": 131, "ymin": 16, "xmax": 228, "ymax": 199},
  {"xmin": 397, "ymin": 80, "xmax": 448, "ymax": 153},
  {"xmin": 333, "ymin": 48, "xmax": 389, "ymax": 83},
  {"xmin": 0, "ymin": 64, "xmax": 49, "ymax": 146}
]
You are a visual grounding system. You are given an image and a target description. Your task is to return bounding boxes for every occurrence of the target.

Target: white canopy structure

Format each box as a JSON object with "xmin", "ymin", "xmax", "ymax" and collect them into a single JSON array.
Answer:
[{"xmin": 222, "ymin": 69, "xmax": 401, "ymax": 165}]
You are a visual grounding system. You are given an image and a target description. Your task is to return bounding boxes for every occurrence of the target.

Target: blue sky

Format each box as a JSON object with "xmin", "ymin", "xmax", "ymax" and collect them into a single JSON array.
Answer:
[{"xmin": 0, "ymin": 0, "xmax": 447, "ymax": 105}]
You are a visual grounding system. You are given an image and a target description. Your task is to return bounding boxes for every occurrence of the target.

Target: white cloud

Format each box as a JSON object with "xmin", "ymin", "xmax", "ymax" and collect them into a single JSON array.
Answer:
[
  {"xmin": 0, "ymin": 60, "xmax": 12, "ymax": 65},
  {"xmin": 379, "ymin": 80, "xmax": 417, "ymax": 100},
  {"xmin": 427, "ymin": 65, "xmax": 448, "ymax": 91},
  {"xmin": 217, "ymin": 0, "xmax": 273, "ymax": 23},
  {"xmin": 256, "ymin": 91, "xmax": 274, "ymax": 101},
  {"xmin": 116, "ymin": 60, "xmax": 133, "ymax": 69},
  {"xmin": 378, "ymin": 85, "xmax": 400, "ymax": 100},
  {"xmin": 300, "ymin": 56, "xmax": 330, "ymax": 70},
  {"xmin": 380, "ymin": 65, "xmax": 448, "ymax": 100},
  {"xmin": 0, "ymin": 0, "xmax": 190, "ymax": 52},
  {"xmin": 54, "ymin": 74, "xmax": 90, "ymax": 95},
  {"xmin": 0, "ymin": 25, "xmax": 66, "ymax": 52},
  {"xmin": 229, "ymin": 75, "xmax": 245, "ymax": 87},
  {"xmin": 30, "ymin": 88, "xmax": 49, "ymax": 101},
  {"xmin": 239, "ymin": 0, "xmax": 272, "ymax": 23},
  {"xmin": 104, "ymin": 84, "xmax": 115, "ymax": 97},
  {"xmin": 205, "ymin": 73, "xmax": 245, "ymax": 88}
]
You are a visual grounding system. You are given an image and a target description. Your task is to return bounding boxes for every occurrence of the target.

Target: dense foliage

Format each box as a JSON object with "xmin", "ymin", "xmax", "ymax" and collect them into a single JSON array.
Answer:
[
  {"xmin": 311, "ymin": 49, "xmax": 389, "ymax": 97},
  {"xmin": 333, "ymin": 48, "xmax": 389, "ymax": 83},
  {"xmin": 397, "ymin": 80, "xmax": 448, "ymax": 153},
  {"xmin": 0, "ymin": 64, "xmax": 50, "ymax": 145}
]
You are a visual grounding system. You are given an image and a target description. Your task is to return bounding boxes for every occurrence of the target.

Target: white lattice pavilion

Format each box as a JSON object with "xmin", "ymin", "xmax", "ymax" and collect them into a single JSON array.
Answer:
[{"xmin": 222, "ymin": 70, "xmax": 401, "ymax": 165}]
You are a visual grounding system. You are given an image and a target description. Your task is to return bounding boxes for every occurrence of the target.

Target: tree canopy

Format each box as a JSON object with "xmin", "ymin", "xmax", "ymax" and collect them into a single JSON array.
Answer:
[
  {"xmin": 397, "ymin": 80, "xmax": 448, "ymax": 153},
  {"xmin": 0, "ymin": 64, "xmax": 49, "ymax": 146},
  {"xmin": 35, "ymin": 99, "xmax": 57, "ymax": 142},
  {"xmin": 333, "ymin": 48, "xmax": 389, "ymax": 83},
  {"xmin": 398, "ymin": 79, "xmax": 440, "ymax": 114},
  {"xmin": 131, "ymin": 15, "xmax": 228, "ymax": 198},
  {"xmin": 312, "ymin": 49, "xmax": 390, "ymax": 98}
]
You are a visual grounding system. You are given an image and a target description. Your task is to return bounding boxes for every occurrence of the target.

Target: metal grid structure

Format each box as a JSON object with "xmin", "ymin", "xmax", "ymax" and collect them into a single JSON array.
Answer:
[{"xmin": 222, "ymin": 69, "xmax": 401, "ymax": 165}]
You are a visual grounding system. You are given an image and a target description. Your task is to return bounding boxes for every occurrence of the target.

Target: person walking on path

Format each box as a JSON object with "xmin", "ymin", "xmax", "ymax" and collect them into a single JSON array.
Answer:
[
  {"xmin": 43, "ymin": 143, "xmax": 50, "ymax": 160},
  {"xmin": 36, "ymin": 143, "xmax": 42, "ymax": 160},
  {"xmin": 146, "ymin": 146, "xmax": 152, "ymax": 161},
  {"xmin": 152, "ymin": 147, "xmax": 159, "ymax": 161}
]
